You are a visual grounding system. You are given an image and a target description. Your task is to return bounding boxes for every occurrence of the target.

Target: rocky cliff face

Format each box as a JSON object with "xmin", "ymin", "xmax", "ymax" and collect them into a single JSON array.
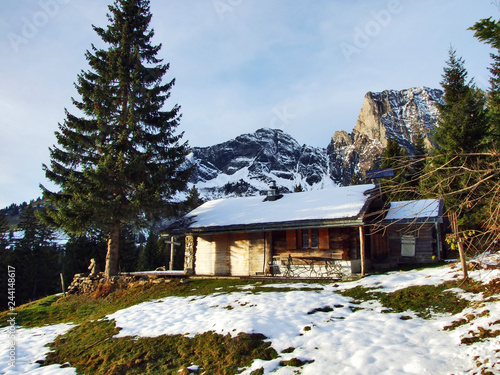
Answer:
[
  {"xmin": 187, "ymin": 87, "xmax": 443, "ymax": 199},
  {"xmin": 328, "ymin": 86, "xmax": 443, "ymax": 182}
]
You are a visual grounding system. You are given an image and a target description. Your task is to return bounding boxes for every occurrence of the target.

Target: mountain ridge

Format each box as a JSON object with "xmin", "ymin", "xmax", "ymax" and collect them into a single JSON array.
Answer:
[{"xmin": 187, "ymin": 86, "xmax": 444, "ymax": 199}]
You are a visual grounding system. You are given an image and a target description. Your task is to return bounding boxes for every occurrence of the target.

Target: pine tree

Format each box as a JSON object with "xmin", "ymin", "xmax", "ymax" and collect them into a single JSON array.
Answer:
[
  {"xmin": 470, "ymin": 17, "xmax": 500, "ymax": 149},
  {"xmin": 293, "ymin": 184, "xmax": 304, "ymax": 192},
  {"xmin": 40, "ymin": 0, "xmax": 191, "ymax": 278},
  {"xmin": 119, "ymin": 225, "xmax": 139, "ymax": 272},
  {"xmin": 14, "ymin": 205, "xmax": 60, "ymax": 303},
  {"xmin": 407, "ymin": 133, "xmax": 427, "ymax": 192},
  {"xmin": 137, "ymin": 227, "xmax": 161, "ymax": 271},
  {"xmin": 425, "ymin": 48, "xmax": 489, "ymax": 224},
  {"xmin": 380, "ymin": 137, "xmax": 404, "ymax": 169},
  {"xmin": 380, "ymin": 137, "xmax": 409, "ymax": 200},
  {"xmin": 0, "ymin": 215, "xmax": 9, "ymax": 250},
  {"xmin": 432, "ymin": 48, "xmax": 488, "ymax": 155},
  {"xmin": 182, "ymin": 186, "xmax": 205, "ymax": 214}
]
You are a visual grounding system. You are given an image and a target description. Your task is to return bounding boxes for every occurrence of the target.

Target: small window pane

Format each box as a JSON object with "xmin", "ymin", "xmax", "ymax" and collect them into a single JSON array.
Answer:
[
  {"xmin": 311, "ymin": 229, "xmax": 319, "ymax": 248},
  {"xmin": 302, "ymin": 229, "xmax": 309, "ymax": 248},
  {"xmin": 401, "ymin": 235, "xmax": 416, "ymax": 257}
]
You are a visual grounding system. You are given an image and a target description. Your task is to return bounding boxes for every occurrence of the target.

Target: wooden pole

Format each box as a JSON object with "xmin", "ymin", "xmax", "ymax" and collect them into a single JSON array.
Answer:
[
  {"xmin": 60, "ymin": 273, "xmax": 66, "ymax": 297},
  {"xmin": 359, "ymin": 226, "xmax": 366, "ymax": 277}
]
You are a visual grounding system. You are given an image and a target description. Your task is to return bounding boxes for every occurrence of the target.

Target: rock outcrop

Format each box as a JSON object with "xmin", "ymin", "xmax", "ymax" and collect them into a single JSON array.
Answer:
[{"xmin": 328, "ymin": 86, "xmax": 443, "ymax": 182}]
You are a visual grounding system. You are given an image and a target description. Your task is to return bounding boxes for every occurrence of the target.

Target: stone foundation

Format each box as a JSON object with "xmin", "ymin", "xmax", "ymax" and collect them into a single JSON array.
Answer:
[{"xmin": 66, "ymin": 272, "xmax": 173, "ymax": 295}]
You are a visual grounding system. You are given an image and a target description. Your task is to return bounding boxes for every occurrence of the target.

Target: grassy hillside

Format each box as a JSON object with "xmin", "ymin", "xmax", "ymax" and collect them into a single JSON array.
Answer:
[{"xmin": 3, "ymin": 269, "xmax": 500, "ymax": 374}]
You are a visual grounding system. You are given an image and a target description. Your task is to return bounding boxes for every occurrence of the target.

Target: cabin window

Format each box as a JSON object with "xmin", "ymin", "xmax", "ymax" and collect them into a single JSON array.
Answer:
[
  {"xmin": 301, "ymin": 229, "xmax": 319, "ymax": 249},
  {"xmin": 311, "ymin": 229, "xmax": 319, "ymax": 247},
  {"xmin": 401, "ymin": 235, "xmax": 416, "ymax": 257}
]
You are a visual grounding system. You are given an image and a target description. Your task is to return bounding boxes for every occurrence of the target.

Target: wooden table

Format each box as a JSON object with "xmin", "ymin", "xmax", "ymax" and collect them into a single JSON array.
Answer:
[{"xmin": 274, "ymin": 255, "xmax": 344, "ymax": 278}]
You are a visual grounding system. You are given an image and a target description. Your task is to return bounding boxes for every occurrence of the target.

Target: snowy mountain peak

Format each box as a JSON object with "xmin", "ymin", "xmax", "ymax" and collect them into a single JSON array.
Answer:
[
  {"xmin": 186, "ymin": 128, "xmax": 334, "ymax": 199},
  {"xmin": 187, "ymin": 88, "xmax": 443, "ymax": 200}
]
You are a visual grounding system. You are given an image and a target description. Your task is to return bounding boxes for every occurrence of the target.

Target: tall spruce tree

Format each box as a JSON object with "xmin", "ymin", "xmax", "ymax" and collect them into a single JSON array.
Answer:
[
  {"xmin": 407, "ymin": 133, "xmax": 428, "ymax": 193},
  {"xmin": 380, "ymin": 136, "xmax": 410, "ymax": 200},
  {"xmin": 470, "ymin": 17, "xmax": 500, "ymax": 149},
  {"xmin": 40, "ymin": 0, "xmax": 190, "ymax": 278},
  {"xmin": 425, "ymin": 48, "xmax": 489, "ymax": 224},
  {"xmin": 432, "ymin": 48, "xmax": 488, "ymax": 155}
]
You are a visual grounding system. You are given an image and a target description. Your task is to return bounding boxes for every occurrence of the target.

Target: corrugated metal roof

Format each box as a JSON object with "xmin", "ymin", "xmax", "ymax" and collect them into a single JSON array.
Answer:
[{"xmin": 384, "ymin": 199, "xmax": 442, "ymax": 222}]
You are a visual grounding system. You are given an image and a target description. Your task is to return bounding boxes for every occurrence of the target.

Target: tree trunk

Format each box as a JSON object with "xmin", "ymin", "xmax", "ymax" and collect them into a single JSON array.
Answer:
[
  {"xmin": 105, "ymin": 223, "xmax": 121, "ymax": 278},
  {"xmin": 449, "ymin": 212, "xmax": 468, "ymax": 279}
]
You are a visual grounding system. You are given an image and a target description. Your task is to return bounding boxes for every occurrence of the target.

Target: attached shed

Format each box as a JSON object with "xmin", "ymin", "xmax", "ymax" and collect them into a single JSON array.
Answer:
[
  {"xmin": 371, "ymin": 199, "xmax": 445, "ymax": 267},
  {"xmin": 166, "ymin": 184, "xmax": 385, "ymax": 278}
]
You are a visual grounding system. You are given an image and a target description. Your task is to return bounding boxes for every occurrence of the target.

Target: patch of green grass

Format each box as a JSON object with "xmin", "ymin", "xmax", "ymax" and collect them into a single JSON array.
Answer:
[
  {"xmin": 0, "ymin": 278, "xmax": 309, "ymax": 328},
  {"xmin": 307, "ymin": 306, "xmax": 334, "ymax": 314},
  {"xmin": 337, "ymin": 286, "xmax": 379, "ymax": 304},
  {"xmin": 250, "ymin": 368, "xmax": 264, "ymax": 375},
  {"xmin": 279, "ymin": 357, "xmax": 314, "ymax": 367},
  {"xmin": 377, "ymin": 284, "xmax": 469, "ymax": 319},
  {"xmin": 338, "ymin": 281, "xmax": 471, "ymax": 319},
  {"xmin": 461, "ymin": 326, "xmax": 500, "ymax": 345},
  {"xmin": 250, "ymin": 285, "xmax": 325, "ymax": 293},
  {"xmin": 44, "ymin": 319, "xmax": 278, "ymax": 375}
]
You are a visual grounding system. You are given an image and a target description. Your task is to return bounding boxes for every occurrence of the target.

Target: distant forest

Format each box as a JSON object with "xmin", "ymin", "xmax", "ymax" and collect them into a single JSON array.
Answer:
[
  {"xmin": 2, "ymin": 198, "xmax": 43, "ymax": 229},
  {"xmin": 0, "ymin": 199, "xmax": 186, "ymax": 311}
]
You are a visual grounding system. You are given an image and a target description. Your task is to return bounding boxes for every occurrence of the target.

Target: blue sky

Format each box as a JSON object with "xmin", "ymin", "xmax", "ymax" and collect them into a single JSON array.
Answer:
[{"xmin": 0, "ymin": 0, "xmax": 497, "ymax": 208}]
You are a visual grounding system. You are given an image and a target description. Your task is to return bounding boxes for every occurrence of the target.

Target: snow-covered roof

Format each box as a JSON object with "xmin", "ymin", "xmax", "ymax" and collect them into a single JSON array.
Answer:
[
  {"xmin": 384, "ymin": 199, "xmax": 442, "ymax": 222},
  {"xmin": 182, "ymin": 184, "xmax": 376, "ymax": 232}
]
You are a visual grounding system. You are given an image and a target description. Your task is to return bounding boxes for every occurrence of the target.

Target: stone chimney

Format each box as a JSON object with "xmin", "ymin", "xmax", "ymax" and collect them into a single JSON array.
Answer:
[{"xmin": 266, "ymin": 180, "xmax": 282, "ymax": 201}]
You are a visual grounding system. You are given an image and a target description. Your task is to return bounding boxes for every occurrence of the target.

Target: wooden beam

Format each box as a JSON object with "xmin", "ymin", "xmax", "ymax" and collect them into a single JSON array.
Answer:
[
  {"xmin": 264, "ymin": 232, "xmax": 273, "ymax": 275},
  {"xmin": 359, "ymin": 226, "xmax": 366, "ymax": 277}
]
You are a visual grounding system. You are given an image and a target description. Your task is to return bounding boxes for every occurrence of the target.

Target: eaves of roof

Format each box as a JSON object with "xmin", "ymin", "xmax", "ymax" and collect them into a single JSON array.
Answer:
[{"xmin": 182, "ymin": 217, "xmax": 366, "ymax": 236}]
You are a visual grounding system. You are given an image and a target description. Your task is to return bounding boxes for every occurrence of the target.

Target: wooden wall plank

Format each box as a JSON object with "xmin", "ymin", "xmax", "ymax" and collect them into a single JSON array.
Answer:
[
  {"xmin": 229, "ymin": 233, "xmax": 249, "ymax": 276},
  {"xmin": 286, "ymin": 230, "xmax": 297, "ymax": 250},
  {"xmin": 249, "ymin": 232, "xmax": 266, "ymax": 275},
  {"xmin": 213, "ymin": 233, "xmax": 230, "ymax": 275},
  {"xmin": 319, "ymin": 228, "xmax": 329, "ymax": 249},
  {"xmin": 195, "ymin": 236, "xmax": 214, "ymax": 275}
]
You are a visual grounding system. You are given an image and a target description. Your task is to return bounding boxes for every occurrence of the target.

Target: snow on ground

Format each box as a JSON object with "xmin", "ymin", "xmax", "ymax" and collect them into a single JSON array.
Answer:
[
  {"xmin": 0, "ymin": 323, "xmax": 75, "ymax": 375},
  {"xmin": 2, "ymin": 258, "xmax": 500, "ymax": 374}
]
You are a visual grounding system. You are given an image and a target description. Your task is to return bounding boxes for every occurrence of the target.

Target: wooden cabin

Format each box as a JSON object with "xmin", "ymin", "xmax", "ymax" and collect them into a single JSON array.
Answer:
[
  {"xmin": 369, "ymin": 199, "xmax": 445, "ymax": 268},
  {"xmin": 165, "ymin": 184, "xmax": 386, "ymax": 278}
]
